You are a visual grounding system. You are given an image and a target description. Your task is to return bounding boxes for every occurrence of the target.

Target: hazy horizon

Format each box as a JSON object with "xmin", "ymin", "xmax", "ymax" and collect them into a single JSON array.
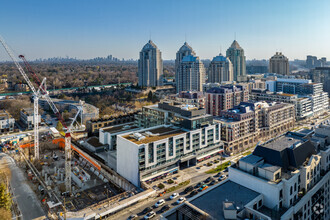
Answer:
[{"xmin": 1, "ymin": 0, "xmax": 330, "ymax": 61}]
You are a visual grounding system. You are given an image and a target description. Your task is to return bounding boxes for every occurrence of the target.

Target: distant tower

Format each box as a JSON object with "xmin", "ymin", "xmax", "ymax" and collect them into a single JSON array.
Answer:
[
  {"xmin": 138, "ymin": 40, "xmax": 163, "ymax": 87},
  {"xmin": 226, "ymin": 40, "xmax": 246, "ymax": 82},
  {"xmin": 177, "ymin": 55, "xmax": 205, "ymax": 93},
  {"xmin": 269, "ymin": 52, "xmax": 289, "ymax": 75},
  {"xmin": 208, "ymin": 53, "xmax": 233, "ymax": 83},
  {"xmin": 175, "ymin": 42, "xmax": 196, "ymax": 88}
]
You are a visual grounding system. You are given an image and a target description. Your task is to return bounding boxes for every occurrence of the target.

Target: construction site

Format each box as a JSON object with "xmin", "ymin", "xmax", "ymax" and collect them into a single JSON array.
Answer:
[{"xmin": 0, "ymin": 36, "xmax": 155, "ymax": 220}]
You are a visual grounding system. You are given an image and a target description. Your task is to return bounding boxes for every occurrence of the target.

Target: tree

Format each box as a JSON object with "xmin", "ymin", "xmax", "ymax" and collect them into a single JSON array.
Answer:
[
  {"xmin": 147, "ymin": 91, "xmax": 153, "ymax": 101},
  {"xmin": 0, "ymin": 183, "xmax": 11, "ymax": 211}
]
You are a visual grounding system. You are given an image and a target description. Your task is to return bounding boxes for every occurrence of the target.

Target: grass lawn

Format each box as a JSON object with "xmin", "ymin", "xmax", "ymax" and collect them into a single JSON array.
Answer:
[
  {"xmin": 205, "ymin": 162, "xmax": 230, "ymax": 174},
  {"xmin": 167, "ymin": 180, "xmax": 191, "ymax": 193},
  {"xmin": 242, "ymin": 151, "xmax": 252, "ymax": 156}
]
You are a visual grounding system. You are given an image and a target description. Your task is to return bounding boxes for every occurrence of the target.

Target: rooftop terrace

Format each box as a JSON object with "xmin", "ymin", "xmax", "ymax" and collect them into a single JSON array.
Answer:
[
  {"xmin": 122, "ymin": 126, "xmax": 185, "ymax": 145},
  {"xmin": 102, "ymin": 122, "xmax": 139, "ymax": 134}
]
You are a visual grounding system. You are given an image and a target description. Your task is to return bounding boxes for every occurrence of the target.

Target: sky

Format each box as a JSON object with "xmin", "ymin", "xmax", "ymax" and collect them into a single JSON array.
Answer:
[{"xmin": 0, "ymin": 0, "xmax": 330, "ymax": 61}]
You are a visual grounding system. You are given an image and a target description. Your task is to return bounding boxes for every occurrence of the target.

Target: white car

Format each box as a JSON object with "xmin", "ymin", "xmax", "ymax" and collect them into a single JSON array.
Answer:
[
  {"xmin": 219, "ymin": 175, "xmax": 227, "ymax": 181},
  {"xmin": 176, "ymin": 197, "xmax": 186, "ymax": 204},
  {"xmin": 170, "ymin": 193, "xmax": 179, "ymax": 200},
  {"xmin": 155, "ymin": 199, "xmax": 165, "ymax": 208},
  {"xmin": 144, "ymin": 211, "xmax": 156, "ymax": 219}
]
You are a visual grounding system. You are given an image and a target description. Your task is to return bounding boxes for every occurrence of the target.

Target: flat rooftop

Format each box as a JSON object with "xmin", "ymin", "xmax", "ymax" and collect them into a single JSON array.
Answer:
[
  {"xmin": 259, "ymin": 163, "xmax": 281, "ymax": 172},
  {"xmin": 122, "ymin": 126, "xmax": 185, "ymax": 145},
  {"xmin": 261, "ymin": 135, "xmax": 303, "ymax": 151},
  {"xmin": 190, "ymin": 180, "xmax": 260, "ymax": 220},
  {"xmin": 102, "ymin": 122, "xmax": 139, "ymax": 134},
  {"xmin": 240, "ymin": 154, "xmax": 263, "ymax": 165}
]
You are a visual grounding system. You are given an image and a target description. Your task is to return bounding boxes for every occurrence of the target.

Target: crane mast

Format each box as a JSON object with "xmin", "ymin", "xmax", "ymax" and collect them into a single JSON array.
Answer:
[{"xmin": 0, "ymin": 35, "xmax": 81, "ymax": 193}]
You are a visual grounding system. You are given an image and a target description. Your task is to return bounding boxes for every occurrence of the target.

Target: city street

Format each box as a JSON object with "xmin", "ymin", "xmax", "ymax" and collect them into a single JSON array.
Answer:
[{"xmin": 0, "ymin": 153, "xmax": 45, "ymax": 220}]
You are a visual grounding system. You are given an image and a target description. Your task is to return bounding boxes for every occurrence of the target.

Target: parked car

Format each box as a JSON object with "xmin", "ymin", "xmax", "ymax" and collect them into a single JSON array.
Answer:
[
  {"xmin": 127, "ymin": 214, "xmax": 138, "ymax": 220},
  {"xmin": 143, "ymin": 207, "xmax": 152, "ymax": 214},
  {"xmin": 155, "ymin": 199, "xmax": 165, "ymax": 208},
  {"xmin": 224, "ymin": 168, "xmax": 229, "ymax": 172},
  {"xmin": 160, "ymin": 205, "xmax": 170, "ymax": 213},
  {"xmin": 195, "ymin": 182, "xmax": 205, "ymax": 188},
  {"xmin": 198, "ymin": 184, "xmax": 208, "ymax": 191},
  {"xmin": 184, "ymin": 186, "xmax": 194, "ymax": 193},
  {"xmin": 176, "ymin": 197, "xmax": 186, "ymax": 204},
  {"xmin": 144, "ymin": 211, "xmax": 156, "ymax": 219},
  {"xmin": 189, "ymin": 190, "xmax": 198, "ymax": 197},
  {"xmin": 209, "ymin": 180, "xmax": 216, "ymax": 186},
  {"xmin": 218, "ymin": 175, "xmax": 227, "ymax": 181},
  {"xmin": 170, "ymin": 193, "xmax": 179, "ymax": 200},
  {"xmin": 215, "ymin": 172, "xmax": 222, "ymax": 177},
  {"xmin": 205, "ymin": 177, "xmax": 213, "ymax": 183}
]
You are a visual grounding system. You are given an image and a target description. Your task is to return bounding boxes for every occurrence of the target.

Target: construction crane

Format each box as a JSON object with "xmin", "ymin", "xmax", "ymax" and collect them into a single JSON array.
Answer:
[
  {"xmin": 0, "ymin": 36, "xmax": 42, "ymax": 160},
  {"xmin": 0, "ymin": 35, "xmax": 83, "ymax": 193}
]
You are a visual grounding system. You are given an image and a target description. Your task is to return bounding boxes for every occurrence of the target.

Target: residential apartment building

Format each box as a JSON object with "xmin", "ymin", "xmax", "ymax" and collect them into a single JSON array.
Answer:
[
  {"xmin": 269, "ymin": 52, "xmax": 289, "ymax": 75},
  {"xmin": 136, "ymin": 99, "xmax": 213, "ymax": 131},
  {"xmin": 217, "ymin": 101, "xmax": 295, "ymax": 153},
  {"xmin": 226, "ymin": 40, "xmax": 246, "ymax": 82},
  {"xmin": 208, "ymin": 53, "xmax": 233, "ymax": 83},
  {"xmin": 228, "ymin": 129, "xmax": 330, "ymax": 220},
  {"xmin": 176, "ymin": 55, "xmax": 205, "ymax": 93},
  {"xmin": 117, "ymin": 123, "xmax": 222, "ymax": 186},
  {"xmin": 0, "ymin": 110, "xmax": 15, "ymax": 133},
  {"xmin": 312, "ymin": 67, "xmax": 330, "ymax": 94},
  {"xmin": 175, "ymin": 42, "xmax": 196, "ymax": 84},
  {"xmin": 20, "ymin": 108, "xmax": 41, "ymax": 130},
  {"xmin": 250, "ymin": 89, "xmax": 313, "ymax": 119},
  {"xmin": 138, "ymin": 40, "xmax": 163, "ymax": 87},
  {"xmin": 205, "ymin": 84, "xmax": 249, "ymax": 116},
  {"xmin": 266, "ymin": 78, "xmax": 329, "ymax": 116},
  {"xmin": 167, "ymin": 91, "xmax": 205, "ymax": 109}
]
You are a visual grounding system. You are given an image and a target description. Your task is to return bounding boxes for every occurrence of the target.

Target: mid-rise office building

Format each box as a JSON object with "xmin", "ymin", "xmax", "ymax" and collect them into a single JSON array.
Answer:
[
  {"xmin": 205, "ymin": 84, "xmax": 249, "ymax": 116},
  {"xmin": 117, "ymin": 123, "xmax": 222, "ymax": 186},
  {"xmin": 226, "ymin": 40, "xmax": 246, "ymax": 82},
  {"xmin": 20, "ymin": 108, "xmax": 41, "ymax": 130},
  {"xmin": 176, "ymin": 55, "xmax": 205, "ymax": 93},
  {"xmin": 138, "ymin": 40, "xmax": 163, "ymax": 87},
  {"xmin": 312, "ymin": 67, "xmax": 330, "ymax": 94},
  {"xmin": 217, "ymin": 101, "xmax": 295, "ymax": 153},
  {"xmin": 269, "ymin": 52, "xmax": 289, "ymax": 75},
  {"xmin": 0, "ymin": 110, "xmax": 15, "ymax": 133},
  {"xmin": 208, "ymin": 53, "xmax": 233, "ymax": 83}
]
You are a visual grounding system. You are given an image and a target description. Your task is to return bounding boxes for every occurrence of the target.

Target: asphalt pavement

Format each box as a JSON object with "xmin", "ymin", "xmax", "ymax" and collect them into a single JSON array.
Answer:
[{"xmin": 0, "ymin": 153, "xmax": 45, "ymax": 220}]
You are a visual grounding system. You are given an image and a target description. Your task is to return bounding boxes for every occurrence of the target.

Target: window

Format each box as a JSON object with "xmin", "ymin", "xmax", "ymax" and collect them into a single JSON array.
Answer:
[{"xmin": 290, "ymin": 186, "xmax": 293, "ymax": 195}]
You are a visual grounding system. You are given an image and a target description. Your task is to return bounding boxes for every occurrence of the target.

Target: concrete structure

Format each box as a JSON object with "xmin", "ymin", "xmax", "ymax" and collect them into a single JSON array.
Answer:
[
  {"xmin": 208, "ymin": 53, "xmax": 233, "ymax": 83},
  {"xmin": 228, "ymin": 129, "xmax": 330, "ymax": 220},
  {"xmin": 138, "ymin": 40, "xmax": 163, "ymax": 87},
  {"xmin": 86, "ymin": 111, "xmax": 137, "ymax": 134},
  {"xmin": 135, "ymin": 99, "xmax": 213, "ymax": 130},
  {"xmin": 175, "ymin": 42, "xmax": 196, "ymax": 85},
  {"xmin": 226, "ymin": 40, "xmax": 246, "ymax": 82},
  {"xmin": 99, "ymin": 122, "xmax": 140, "ymax": 150},
  {"xmin": 269, "ymin": 52, "xmax": 289, "ymax": 75},
  {"xmin": 217, "ymin": 101, "xmax": 295, "ymax": 153},
  {"xmin": 205, "ymin": 84, "xmax": 249, "ymax": 116},
  {"xmin": 167, "ymin": 91, "xmax": 205, "ymax": 109},
  {"xmin": 176, "ymin": 55, "xmax": 205, "ymax": 93},
  {"xmin": 20, "ymin": 108, "xmax": 41, "ymax": 130},
  {"xmin": 0, "ymin": 110, "xmax": 15, "ymax": 133},
  {"xmin": 117, "ymin": 124, "xmax": 222, "ymax": 186}
]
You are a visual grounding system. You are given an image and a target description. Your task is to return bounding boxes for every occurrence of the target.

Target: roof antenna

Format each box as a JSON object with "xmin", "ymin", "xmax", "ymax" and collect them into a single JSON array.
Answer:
[
  {"xmin": 234, "ymin": 32, "xmax": 236, "ymax": 41},
  {"xmin": 185, "ymin": 33, "xmax": 187, "ymax": 43},
  {"xmin": 149, "ymin": 31, "xmax": 151, "ymax": 41},
  {"xmin": 220, "ymin": 45, "xmax": 222, "ymax": 55}
]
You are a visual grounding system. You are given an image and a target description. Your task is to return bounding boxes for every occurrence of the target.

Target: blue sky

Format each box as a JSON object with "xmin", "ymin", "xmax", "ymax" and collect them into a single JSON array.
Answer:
[{"xmin": 0, "ymin": 0, "xmax": 330, "ymax": 61}]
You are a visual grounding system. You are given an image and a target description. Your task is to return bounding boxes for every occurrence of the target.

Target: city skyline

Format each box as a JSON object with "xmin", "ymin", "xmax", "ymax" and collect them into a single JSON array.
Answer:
[{"xmin": 1, "ymin": 0, "xmax": 330, "ymax": 61}]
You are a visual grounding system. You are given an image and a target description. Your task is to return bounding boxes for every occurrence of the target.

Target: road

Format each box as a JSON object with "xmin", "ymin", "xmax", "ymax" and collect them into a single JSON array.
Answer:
[{"xmin": 0, "ymin": 153, "xmax": 45, "ymax": 220}]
